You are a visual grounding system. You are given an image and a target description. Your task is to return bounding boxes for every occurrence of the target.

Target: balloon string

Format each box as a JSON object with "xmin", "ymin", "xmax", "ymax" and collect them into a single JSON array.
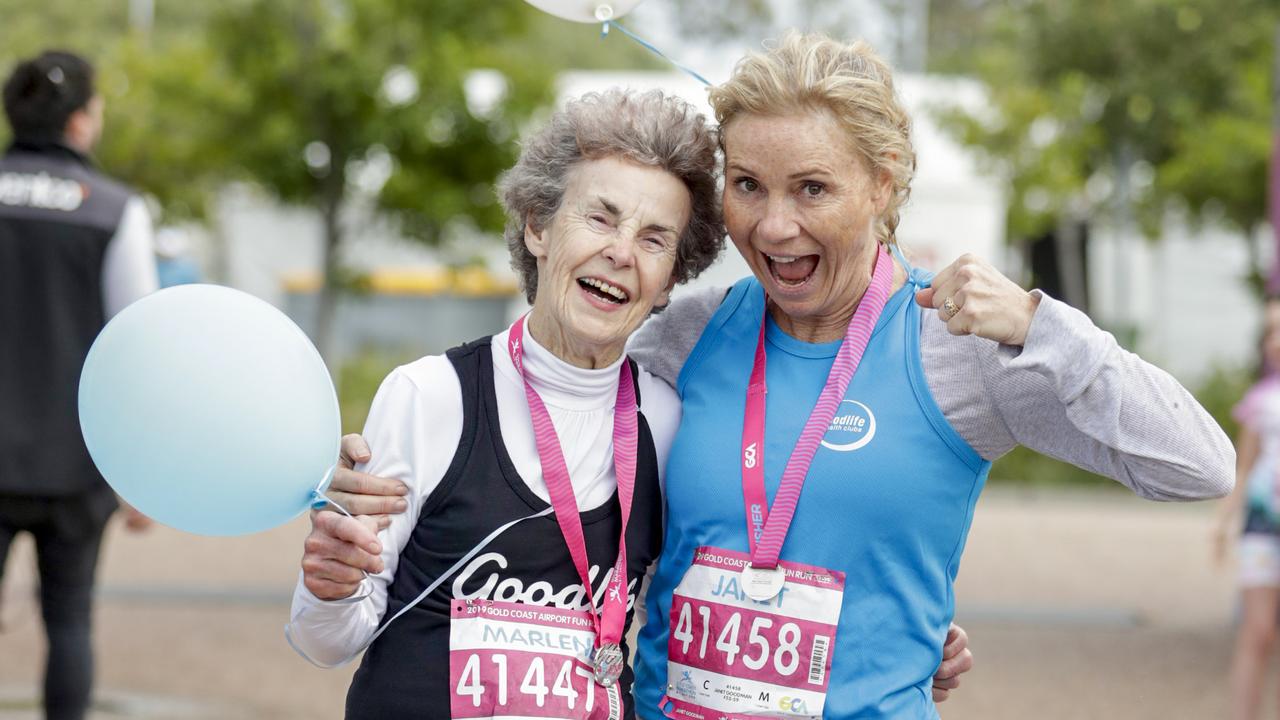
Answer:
[
  {"xmin": 602, "ymin": 20, "xmax": 712, "ymax": 87},
  {"xmin": 284, "ymin": 505, "xmax": 555, "ymax": 669},
  {"xmin": 309, "ymin": 465, "xmax": 338, "ymax": 511},
  {"xmin": 309, "ymin": 486, "xmax": 377, "ymax": 600}
]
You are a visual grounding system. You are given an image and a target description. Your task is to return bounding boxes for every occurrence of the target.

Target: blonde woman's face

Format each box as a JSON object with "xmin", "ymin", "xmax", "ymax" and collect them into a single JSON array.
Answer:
[{"xmin": 721, "ymin": 110, "xmax": 891, "ymax": 336}]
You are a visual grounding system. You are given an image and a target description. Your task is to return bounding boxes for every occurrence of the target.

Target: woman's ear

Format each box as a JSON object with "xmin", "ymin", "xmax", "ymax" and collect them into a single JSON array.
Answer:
[
  {"xmin": 524, "ymin": 217, "xmax": 548, "ymax": 259},
  {"xmin": 872, "ymin": 163, "xmax": 894, "ymax": 215}
]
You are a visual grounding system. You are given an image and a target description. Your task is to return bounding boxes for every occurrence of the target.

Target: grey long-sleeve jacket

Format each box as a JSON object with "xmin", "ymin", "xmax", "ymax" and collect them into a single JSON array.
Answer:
[{"xmin": 628, "ymin": 286, "xmax": 1234, "ymax": 501}]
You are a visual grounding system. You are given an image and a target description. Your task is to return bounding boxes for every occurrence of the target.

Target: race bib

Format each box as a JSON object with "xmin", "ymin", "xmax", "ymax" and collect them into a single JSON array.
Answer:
[
  {"xmin": 664, "ymin": 547, "xmax": 844, "ymax": 719},
  {"xmin": 450, "ymin": 599, "xmax": 623, "ymax": 720}
]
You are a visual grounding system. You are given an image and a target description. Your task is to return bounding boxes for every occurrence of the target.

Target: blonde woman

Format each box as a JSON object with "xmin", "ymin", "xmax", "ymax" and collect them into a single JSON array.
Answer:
[{"xmin": 623, "ymin": 33, "xmax": 1231, "ymax": 719}]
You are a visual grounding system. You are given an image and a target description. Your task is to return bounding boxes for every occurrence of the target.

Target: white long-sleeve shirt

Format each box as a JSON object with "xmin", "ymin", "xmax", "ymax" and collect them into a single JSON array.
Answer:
[
  {"xmin": 288, "ymin": 327, "xmax": 682, "ymax": 666},
  {"xmin": 102, "ymin": 196, "xmax": 158, "ymax": 316}
]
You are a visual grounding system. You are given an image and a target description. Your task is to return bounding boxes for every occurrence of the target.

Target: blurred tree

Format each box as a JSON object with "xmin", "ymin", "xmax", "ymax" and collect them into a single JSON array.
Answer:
[
  {"xmin": 926, "ymin": 0, "xmax": 1275, "ymax": 487},
  {"xmin": 0, "ymin": 0, "xmax": 215, "ymax": 55},
  {"xmin": 664, "ymin": 0, "xmax": 774, "ymax": 45},
  {"xmin": 926, "ymin": 0, "xmax": 999, "ymax": 74},
  {"xmin": 932, "ymin": 0, "xmax": 1277, "ymax": 291},
  {"xmin": 168, "ymin": 0, "xmax": 555, "ymax": 357}
]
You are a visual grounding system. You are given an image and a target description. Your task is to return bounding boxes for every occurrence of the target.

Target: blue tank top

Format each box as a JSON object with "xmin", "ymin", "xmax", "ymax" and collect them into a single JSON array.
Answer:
[{"xmin": 634, "ymin": 272, "xmax": 990, "ymax": 719}]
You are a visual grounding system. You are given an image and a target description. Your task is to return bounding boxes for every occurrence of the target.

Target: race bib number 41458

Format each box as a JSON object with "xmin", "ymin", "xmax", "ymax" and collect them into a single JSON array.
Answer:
[
  {"xmin": 450, "ymin": 599, "xmax": 623, "ymax": 720},
  {"xmin": 664, "ymin": 547, "xmax": 844, "ymax": 720}
]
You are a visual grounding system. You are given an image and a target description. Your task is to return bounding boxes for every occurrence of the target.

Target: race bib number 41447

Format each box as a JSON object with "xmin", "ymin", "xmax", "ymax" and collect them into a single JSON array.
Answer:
[
  {"xmin": 450, "ymin": 599, "xmax": 623, "ymax": 720},
  {"xmin": 664, "ymin": 547, "xmax": 844, "ymax": 720}
]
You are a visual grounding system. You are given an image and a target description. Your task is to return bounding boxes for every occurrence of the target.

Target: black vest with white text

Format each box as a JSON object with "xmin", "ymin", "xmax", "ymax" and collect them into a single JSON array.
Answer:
[
  {"xmin": 0, "ymin": 141, "xmax": 133, "ymax": 497},
  {"xmin": 344, "ymin": 337, "xmax": 665, "ymax": 719}
]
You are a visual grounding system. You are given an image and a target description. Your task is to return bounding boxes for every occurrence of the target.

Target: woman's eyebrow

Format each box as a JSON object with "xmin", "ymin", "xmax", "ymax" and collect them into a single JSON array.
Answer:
[
  {"xmin": 594, "ymin": 196, "xmax": 620, "ymax": 215},
  {"xmin": 595, "ymin": 195, "xmax": 675, "ymax": 234},
  {"xmin": 788, "ymin": 166, "xmax": 835, "ymax": 180}
]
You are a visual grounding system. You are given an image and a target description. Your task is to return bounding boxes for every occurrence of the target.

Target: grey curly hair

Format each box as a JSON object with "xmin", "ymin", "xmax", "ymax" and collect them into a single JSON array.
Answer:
[{"xmin": 499, "ymin": 88, "xmax": 724, "ymax": 304}]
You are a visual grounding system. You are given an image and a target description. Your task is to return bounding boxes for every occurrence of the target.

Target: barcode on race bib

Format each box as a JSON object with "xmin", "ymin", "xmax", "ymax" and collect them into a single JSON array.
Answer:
[{"xmin": 808, "ymin": 635, "xmax": 830, "ymax": 686}]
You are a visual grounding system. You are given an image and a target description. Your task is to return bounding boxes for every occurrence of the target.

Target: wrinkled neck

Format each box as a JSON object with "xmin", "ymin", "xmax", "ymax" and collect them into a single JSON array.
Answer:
[{"xmin": 526, "ymin": 306, "xmax": 624, "ymax": 370}]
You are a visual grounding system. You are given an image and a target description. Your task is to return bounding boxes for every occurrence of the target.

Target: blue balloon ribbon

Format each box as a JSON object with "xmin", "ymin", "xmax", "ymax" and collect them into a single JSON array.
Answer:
[
  {"xmin": 602, "ymin": 20, "xmax": 712, "ymax": 87},
  {"xmin": 309, "ymin": 466, "xmax": 338, "ymax": 510}
]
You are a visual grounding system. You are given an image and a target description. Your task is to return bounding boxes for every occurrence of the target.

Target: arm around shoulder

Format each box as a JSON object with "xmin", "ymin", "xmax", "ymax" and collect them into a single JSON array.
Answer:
[{"xmin": 628, "ymin": 287, "xmax": 726, "ymax": 388}]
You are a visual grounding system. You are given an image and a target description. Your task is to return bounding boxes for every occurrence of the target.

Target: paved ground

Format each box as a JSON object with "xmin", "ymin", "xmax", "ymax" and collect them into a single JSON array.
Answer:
[{"xmin": 0, "ymin": 486, "xmax": 1257, "ymax": 719}]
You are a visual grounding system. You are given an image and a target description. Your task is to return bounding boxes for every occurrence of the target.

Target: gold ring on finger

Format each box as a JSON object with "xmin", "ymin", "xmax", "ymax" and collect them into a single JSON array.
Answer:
[{"xmin": 942, "ymin": 296, "xmax": 960, "ymax": 320}]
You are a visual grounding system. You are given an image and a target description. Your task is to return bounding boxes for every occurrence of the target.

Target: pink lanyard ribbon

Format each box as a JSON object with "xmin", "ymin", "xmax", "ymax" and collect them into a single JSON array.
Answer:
[
  {"xmin": 507, "ymin": 317, "xmax": 636, "ymax": 649},
  {"xmin": 740, "ymin": 245, "xmax": 894, "ymax": 570}
]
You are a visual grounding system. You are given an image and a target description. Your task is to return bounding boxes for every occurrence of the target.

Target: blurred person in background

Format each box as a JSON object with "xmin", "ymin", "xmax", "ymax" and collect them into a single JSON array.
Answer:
[
  {"xmin": 1214, "ymin": 297, "xmax": 1280, "ymax": 720},
  {"xmin": 0, "ymin": 50, "xmax": 157, "ymax": 720}
]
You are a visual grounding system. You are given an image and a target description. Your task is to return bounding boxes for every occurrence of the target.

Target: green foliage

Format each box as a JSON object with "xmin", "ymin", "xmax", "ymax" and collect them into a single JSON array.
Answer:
[
  {"xmin": 0, "ymin": 0, "xmax": 684, "ymax": 236},
  {"xmin": 665, "ymin": 0, "xmax": 777, "ymax": 43},
  {"xmin": 194, "ymin": 0, "xmax": 556, "ymax": 242},
  {"xmin": 337, "ymin": 350, "xmax": 410, "ymax": 434},
  {"xmin": 93, "ymin": 38, "xmax": 239, "ymax": 220},
  {"xmin": 1194, "ymin": 364, "xmax": 1257, "ymax": 443},
  {"xmin": 0, "ymin": 1, "xmax": 245, "ymax": 218},
  {"xmin": 986, "ymin": 445, "xmax": 1112, "ymax": 488},
  {"xmin": 932, "ymin": 0, "xmax": 1277, "ymax": 244},
  {"xmin": 927, "ymin": 0, "xmax": 1001, "ymax": 74}
]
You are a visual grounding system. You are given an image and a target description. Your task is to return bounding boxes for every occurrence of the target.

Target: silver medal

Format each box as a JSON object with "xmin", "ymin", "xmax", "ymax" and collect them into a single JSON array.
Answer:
[
  {"xmin": 741, "ymin": 564, "xmax": 786, "ymax": 601},
  {"xmin": 592, "ymin": 642, "xmax": 625, "ymax": 687}
]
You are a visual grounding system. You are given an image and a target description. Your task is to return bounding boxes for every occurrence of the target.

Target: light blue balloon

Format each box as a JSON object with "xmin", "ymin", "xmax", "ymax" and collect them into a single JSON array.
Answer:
[{"xmin": 79, "ymin": 284, "xmax": 340, "ymax": 536}]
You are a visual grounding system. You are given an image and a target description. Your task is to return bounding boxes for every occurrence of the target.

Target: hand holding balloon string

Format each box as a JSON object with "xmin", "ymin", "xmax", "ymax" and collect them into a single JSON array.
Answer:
[{"xmin": 302, "ymin": 435, "xmax": 406, "ymax": 601}]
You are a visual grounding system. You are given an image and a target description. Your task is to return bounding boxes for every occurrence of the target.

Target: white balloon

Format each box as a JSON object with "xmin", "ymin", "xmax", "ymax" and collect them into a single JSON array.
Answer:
[{"xmin": 523, "ymin": 0, "xmax": 647, "ymax": 23}]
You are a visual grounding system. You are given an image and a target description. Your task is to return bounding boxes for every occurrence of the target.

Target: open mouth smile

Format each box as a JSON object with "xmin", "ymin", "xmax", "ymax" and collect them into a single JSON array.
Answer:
[
  {"xmin": 765, "ymin": 253, "xmax": 819, "ymax": 289},
  {"xmin": 577, "ymin": 276, "xmax": 630, "ymax": 305}
]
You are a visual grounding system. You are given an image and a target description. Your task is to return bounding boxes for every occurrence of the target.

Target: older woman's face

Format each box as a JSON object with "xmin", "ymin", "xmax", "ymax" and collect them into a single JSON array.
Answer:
[
  {"xmin": 722, "ymin": 110, "xmax": 891, "ymax": 329},
  {"xmin": 524, "ymin": 156, "xmax": 690, "ymax": 363}
]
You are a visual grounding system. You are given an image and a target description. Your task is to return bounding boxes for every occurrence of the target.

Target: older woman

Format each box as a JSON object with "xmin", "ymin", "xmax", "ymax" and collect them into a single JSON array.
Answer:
[
  {"xmin": 288, "ymin": 88, "xmax": 722, "ymax": 718},
  {"xmin": 320, "ymin": 32, "xmax": 1232, "ymax": 720}
]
